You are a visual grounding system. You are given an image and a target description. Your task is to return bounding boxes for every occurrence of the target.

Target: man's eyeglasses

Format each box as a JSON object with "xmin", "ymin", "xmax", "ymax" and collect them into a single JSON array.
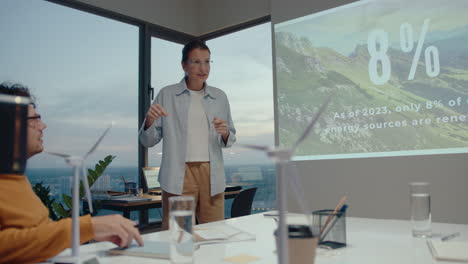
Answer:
[
  {"xmin": 27, "ymin": 115, "xmax": 42, "ymax": 128},
  {"xmin": 187, "ymin": 59, "xmax": 213, "ymax": 67}
]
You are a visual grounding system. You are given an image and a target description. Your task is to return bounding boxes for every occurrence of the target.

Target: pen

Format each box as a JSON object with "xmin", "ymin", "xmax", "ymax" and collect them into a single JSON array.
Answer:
[
  {"xmin": 320, "ymin": 196, "xmax": 347, "ymax": 233},
  {"xmin": 441, "ymin": 232, "xmax": 460, "ymax": 241}
]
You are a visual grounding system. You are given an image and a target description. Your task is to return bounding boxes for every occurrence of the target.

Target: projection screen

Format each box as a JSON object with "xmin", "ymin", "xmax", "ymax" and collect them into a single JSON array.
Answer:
[{"xmin": 274, "ymin": 0, "xmax": 468, "ymax": 160}]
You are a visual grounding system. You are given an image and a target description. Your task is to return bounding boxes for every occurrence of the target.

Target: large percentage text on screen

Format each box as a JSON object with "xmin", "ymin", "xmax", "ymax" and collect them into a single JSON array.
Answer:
[{"xmin": 367, "ymin": 19, "xmax": 440, "ymax": 85}]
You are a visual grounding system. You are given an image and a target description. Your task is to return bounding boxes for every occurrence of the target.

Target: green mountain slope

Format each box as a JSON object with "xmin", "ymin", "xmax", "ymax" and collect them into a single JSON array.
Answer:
[{"xmin": 275, "ymin": 32, "xmax": 468, "ymax": 155}]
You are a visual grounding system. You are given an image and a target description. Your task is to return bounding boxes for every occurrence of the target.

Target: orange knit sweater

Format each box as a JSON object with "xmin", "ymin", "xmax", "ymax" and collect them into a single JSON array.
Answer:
[{"xmin": 0, "ymin": 174, "xmax": 94, "ymax": 263}]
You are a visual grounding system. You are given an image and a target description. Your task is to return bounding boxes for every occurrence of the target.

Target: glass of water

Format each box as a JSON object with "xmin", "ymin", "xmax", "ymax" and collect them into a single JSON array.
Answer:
[
  {"xmin": 409, "ymin": 182, "xmax": 431, "ymax": 238},
  {"xmin": 169, "ymin": 196, "xmax": 195, "ymax": 264}
]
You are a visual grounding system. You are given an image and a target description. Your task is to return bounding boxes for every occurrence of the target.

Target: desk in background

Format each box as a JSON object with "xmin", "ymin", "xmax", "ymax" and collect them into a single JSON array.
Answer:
[
  {"xmin": 59, "ymin": 212, "xmax": 468, "ymax": 263},
  {"xmin": 99, "ymin": 188, "xmax": 242, "ymax": 227},
  {"xmin": 100, "ymin": 195, "xmax": 161, "ymax": 226}
]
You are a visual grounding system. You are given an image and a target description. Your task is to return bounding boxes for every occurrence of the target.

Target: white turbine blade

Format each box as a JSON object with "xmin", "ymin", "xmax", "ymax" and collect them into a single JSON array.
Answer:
[
  {"xmin": 44, "ymin": 151, "xmax": 71, "ymax": 158},
  {"xmin": 84, "ymin": 123, "xmax": 113, "ymax": 159},
  {"xmin": 291, "ymin": 96, "xmax": 332, "ymax": 152},
  {"xmin": 286, "ymin": 162, "xmax": 313, "ymax": 229},
  {"xmin": 82, "ymin": 165, "xmax": 93, "ymax": 213},
  {"xmin": 237, "ymin": 143, "xmax": 270, "ymax": 152}
]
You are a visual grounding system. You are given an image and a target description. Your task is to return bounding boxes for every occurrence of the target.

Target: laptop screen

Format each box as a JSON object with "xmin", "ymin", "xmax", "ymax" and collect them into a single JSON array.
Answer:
[{"xmin": 142, "ymin": 167, "xmax": 160, "ymax": 190}]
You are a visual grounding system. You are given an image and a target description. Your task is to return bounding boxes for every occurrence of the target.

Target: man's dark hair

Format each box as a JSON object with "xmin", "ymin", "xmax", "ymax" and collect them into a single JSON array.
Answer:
[
  {"xmin": 181, "ymin": 39, "xmax": 211, "ymax": 63},
  {"xmin": 0, "ymin": 82, "xmax": 35, "ymax": 107}
]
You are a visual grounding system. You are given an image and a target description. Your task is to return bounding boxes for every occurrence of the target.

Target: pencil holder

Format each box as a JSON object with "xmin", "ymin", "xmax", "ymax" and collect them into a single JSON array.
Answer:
[
  {"xmin": 312, "ymin": 209, "xmax": 346, "ymax": 249},
  {"xmin": 124, "ymin": 182, "xmax": 138, "ymax": 195}
]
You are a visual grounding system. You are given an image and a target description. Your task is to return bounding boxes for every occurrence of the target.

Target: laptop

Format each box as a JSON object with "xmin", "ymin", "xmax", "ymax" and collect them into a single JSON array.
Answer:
[
  {"xmin": 142, "ymin": 167, "xmax": 161, "ymax": 195},
  {"xmin": 225, "ymin": 185, "xmax": 242, "ymax": 192}
]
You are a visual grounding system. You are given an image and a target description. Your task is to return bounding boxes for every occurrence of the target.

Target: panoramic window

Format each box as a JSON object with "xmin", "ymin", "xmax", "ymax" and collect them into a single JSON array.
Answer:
[
  {"xmin": 148, "ymin": 38, "xmax": 183, "ymax": 167},
  {"xmin": 207, "ymin": 22, "xmax": 276, "ymax": 214},
  {"xmin": 0, "ymin": 0, "xmax": 139, "ymax": 218},
  {"xmin": 144, "ymin": 37, "xmax": 183, "ymax": 222}
]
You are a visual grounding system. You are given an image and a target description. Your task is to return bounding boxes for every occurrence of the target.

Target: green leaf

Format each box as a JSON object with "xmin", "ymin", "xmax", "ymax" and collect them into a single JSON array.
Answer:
[
  {"xmin": 62, "ymin": 194, "xmax": 72, "ymax": 210},
  {"xmin": 88, "ymin": 170, "xmax": 98, "ymax": 184},
  {"xmin": 80, "ymin": 155, "xmax": 116, "ymax": 200},
  {"xmin": 32, "ymin": 182, "xmax": 59, "ymax": 220},
  {"xmin": 88, "ymin": 168, "xmax": 96, "ymax": 176},
  {"xmin": 95, "ymin": 165, "xmax": 103, "ymax": 175},
  {"xmin": 104, "ymin": 155, "xmax": 112, "ymax": 163},
  {"xmin": 52, "ymin": 202, "xmax": 70, "ymax": 218},
  {"xmin": 79, "ymin": 183, "xmax": 84, "ymax": 199}
]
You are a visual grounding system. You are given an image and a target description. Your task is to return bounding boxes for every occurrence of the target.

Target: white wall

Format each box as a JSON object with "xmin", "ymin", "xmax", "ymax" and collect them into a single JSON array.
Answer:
[{"xmin": 289, "ymin": 154, "xmax": 468, "ymax": 224}]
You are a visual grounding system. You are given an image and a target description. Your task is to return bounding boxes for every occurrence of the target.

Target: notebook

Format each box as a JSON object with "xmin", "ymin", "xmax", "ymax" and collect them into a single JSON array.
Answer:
[
  {"xmin": 427, "ymin": 240, "xmax": 468, "ymax": 262},
  {"xmin": 142, "ymin": 167, "xmax": 161, "ymax": 195}
]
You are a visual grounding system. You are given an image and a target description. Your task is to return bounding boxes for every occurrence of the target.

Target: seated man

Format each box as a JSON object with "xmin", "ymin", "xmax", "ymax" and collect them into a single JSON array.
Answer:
[{"xmin": 0, "ymin": 83, "xmax": 144, "ymax": 264}]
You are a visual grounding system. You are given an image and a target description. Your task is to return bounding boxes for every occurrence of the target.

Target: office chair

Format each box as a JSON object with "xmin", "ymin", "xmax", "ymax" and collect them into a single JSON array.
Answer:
[{"xmin": 230, "ymin": 187, "xmax": 258, "ymax": 218}]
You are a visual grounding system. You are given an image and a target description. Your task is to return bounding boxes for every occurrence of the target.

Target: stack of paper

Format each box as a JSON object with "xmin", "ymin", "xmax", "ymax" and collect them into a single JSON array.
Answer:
[
  {"xmin": 427, "ymin": 240, "xmax": 468, "ymax": 262},
  {"xmin": 194, "ymin": 224, "xmax": 255, "ymax": 245}
]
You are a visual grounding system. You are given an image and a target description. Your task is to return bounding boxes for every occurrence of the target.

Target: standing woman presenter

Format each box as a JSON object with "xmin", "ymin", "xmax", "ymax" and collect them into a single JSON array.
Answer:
[{"xmin": 139, "ymin": 39, "xmax": 236, "ymax": 230}]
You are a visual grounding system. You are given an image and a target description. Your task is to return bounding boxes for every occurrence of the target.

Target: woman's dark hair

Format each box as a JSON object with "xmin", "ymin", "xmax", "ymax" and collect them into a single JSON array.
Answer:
[
  {"xmin": 0, "ymin": 82, "xmax": 36, "ymax": 107},
  {"xmin": 182, "ymin": 39, "xmax": 210, "ymax": 63}
]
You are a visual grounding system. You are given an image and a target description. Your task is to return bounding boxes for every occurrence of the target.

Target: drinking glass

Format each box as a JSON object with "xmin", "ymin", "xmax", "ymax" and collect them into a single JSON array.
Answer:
[
  {"xmin": 409, "ymin": 182, "xmax": 431, "ymax": 238},
  {"xmin": 169, "ymin": 196, "xmax": 195, "ymax": 264}
]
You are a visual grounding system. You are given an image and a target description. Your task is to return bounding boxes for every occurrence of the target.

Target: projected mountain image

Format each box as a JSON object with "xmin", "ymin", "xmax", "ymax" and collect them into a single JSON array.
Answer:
[{"xmin": 275, "ymin": 30, "xmax": 468, "ymax": 157}]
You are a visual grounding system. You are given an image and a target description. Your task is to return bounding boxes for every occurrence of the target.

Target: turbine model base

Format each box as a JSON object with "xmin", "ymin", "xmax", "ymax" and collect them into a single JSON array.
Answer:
[{"xmin": 50, "ymin": 254, "xmax": 100, "ymax": 264}]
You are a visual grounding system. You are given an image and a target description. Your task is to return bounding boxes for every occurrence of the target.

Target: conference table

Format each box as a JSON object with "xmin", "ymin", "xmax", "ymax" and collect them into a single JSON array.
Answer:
[{"xmin": 56, "ymin": 212, "xmax": 468, "ymax": 263}]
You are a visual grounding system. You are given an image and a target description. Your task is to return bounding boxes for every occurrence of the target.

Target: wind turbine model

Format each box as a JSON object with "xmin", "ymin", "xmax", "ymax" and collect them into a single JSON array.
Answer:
[
  {"xmin": 240, "ymin": 97, "xmax": 331, "ymax": 264},
  {"xmin": 46, "ymin": 123, "xmax": 113, "ymax": 263}
]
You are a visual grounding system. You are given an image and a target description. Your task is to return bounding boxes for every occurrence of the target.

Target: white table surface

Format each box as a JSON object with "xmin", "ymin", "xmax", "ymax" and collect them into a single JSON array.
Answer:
[{"xmin": 54, "ymin": 212, "xmax": 468, "ymax": 264}]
